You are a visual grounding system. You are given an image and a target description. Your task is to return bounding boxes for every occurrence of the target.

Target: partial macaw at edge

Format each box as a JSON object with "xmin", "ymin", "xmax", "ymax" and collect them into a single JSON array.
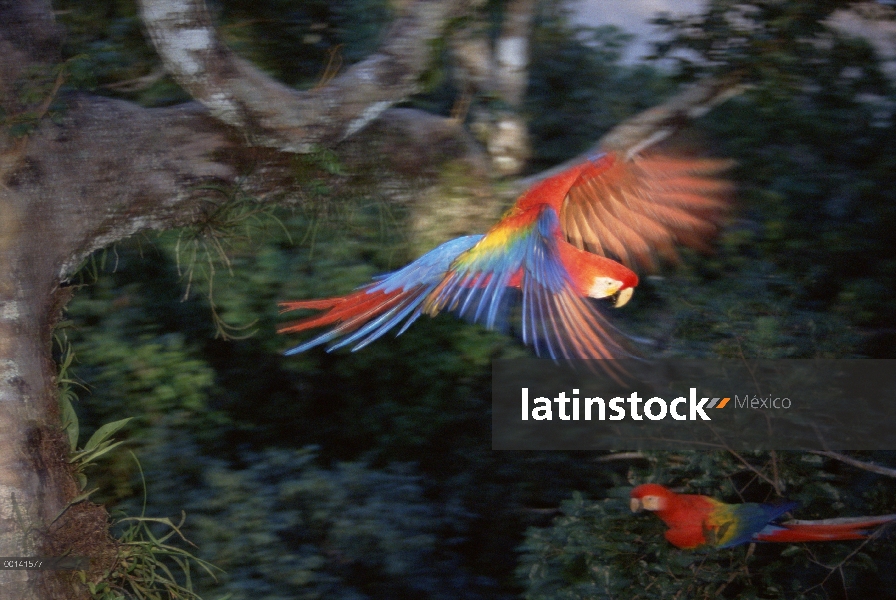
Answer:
[
  {"xmin": 630, "ymin": 483, "xmax": 896, "ymax": 549},
  {"xmin": 279, "ymin": 151, "xmax": 731, "ymax": 359}
]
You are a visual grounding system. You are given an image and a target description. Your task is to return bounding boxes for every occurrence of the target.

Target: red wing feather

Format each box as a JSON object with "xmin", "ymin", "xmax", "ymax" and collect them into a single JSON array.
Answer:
[{"xmin": 561, "ymin": 153, "xmax": 733, "ymax": 271}]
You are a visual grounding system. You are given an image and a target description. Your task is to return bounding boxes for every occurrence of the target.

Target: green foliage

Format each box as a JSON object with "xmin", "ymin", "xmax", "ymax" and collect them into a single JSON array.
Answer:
[
  {"xmin": 171, "ymin": 184, "xmax": 292, "ymax": 339},
  {"xmin": 525, "ymin": 8, "xmax": 674, "ymax": 168},
  {"xmin": 174, "ymin": 447, "xmax": 475, "ymax": 600},
  {"xmin": 57, "ymin": 334, "xmax": 84, "ymax": 453},
  {"xmin": 652, "ymin": 0, "xmax": 883, "ymax": 89},
  {"xmin": 57, "ymin": 334, "xmax": 134, "ymax": 497},
  {"xmin": 56, "ymin": 349, "xmax": 217, "ymax": 600},
  {"xmin": 54, "ymin": 0, "xmax": 188, "ymax": 105},
  {"xmin": 87, "ymin": 454, "xmax": 221, "ymax": 600},
  {"xmin": 216, "ymin": 0, "xmax": 392, "ymax": 87},
  {"xmin": 68, "ymin": 417, "xmax": 133, "ymax": 496},
  {"xmin": 76, "ymin": 331, "xmax": 215, "ymax": 427},
  {"xmin": 626, "ymin": 259, "xmax": 861, "ymax": 360},
  {"xmin": 62, "ymin": 203, "xmax": 633, "ymax": 597},
  {"xmin": 653, "ymin": 1, "xmax": 896, "ymax": 353},
  {"xmin": 86, "ymin": 510, "xmax": 220, "ymax": 600}
]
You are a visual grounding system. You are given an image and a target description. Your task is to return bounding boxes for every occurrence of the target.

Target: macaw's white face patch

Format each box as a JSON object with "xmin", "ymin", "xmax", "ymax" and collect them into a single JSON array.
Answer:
[
  {"xmin": 587, "ymin": 276, "xmax": 622, "ymax": 299},
  {"xmin": 588, "ymin": 277, "xmax": 633, "ymax": 307},
  {"xmin": 630, "ymin": 494, "xmax": 666, "ymax": 513}
]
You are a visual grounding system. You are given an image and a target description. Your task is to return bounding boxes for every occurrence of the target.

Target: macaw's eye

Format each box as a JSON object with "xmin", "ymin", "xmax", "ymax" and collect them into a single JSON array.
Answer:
[{"xmin": 641, "ymin": 495, "xmax": 664, "ymax": 511}]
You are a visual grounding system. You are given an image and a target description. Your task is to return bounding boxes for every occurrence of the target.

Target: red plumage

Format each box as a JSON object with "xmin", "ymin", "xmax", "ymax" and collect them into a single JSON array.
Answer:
[{"xmin": 631, "ymin": 483, "xmax": 896, "ymax": 549}]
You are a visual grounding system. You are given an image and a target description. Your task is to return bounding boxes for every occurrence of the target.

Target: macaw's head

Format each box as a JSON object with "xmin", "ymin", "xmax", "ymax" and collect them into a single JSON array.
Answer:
[
  {"xmin": 557, "ymin": 241, "xmax": 639, "ymax": 308},
  {"xmin": 630, "ymin": 483, "xmax": 675, "ymax": 513},
  {"xmin": 583, "ymin": 254, "xmax": 638, "ymax": 308}
]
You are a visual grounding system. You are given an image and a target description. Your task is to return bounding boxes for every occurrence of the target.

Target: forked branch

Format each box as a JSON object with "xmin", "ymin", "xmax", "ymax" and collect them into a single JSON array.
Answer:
[{"xmin": 138, "ymin": 0, "xmax": 469, "ymax": 152}]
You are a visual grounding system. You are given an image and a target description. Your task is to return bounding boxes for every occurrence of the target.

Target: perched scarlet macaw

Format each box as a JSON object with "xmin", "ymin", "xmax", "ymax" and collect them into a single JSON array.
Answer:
[
  {"xmin": 279, "ymin": 152, "xmax": 730, "ymax": 359},
  {"xmin": 630, "ymin": 483, "xmax": 896, "ymax": 549}
]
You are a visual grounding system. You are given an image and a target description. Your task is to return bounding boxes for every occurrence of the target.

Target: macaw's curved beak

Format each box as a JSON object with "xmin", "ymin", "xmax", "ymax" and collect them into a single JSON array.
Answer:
[
  {"xmin": 630, "ymin": 497, "xmax": 643, "ymax": 513},
  {"xmin": 614, "ymin": 287, "xmax": 634, "ymax": 308}
]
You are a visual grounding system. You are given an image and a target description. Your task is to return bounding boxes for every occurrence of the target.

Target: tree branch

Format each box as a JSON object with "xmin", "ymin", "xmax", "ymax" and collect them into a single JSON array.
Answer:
[
  {"xmin": 597, "ymin": 74, "xmax": 746, "ymax": 158},
  {"xmin": 810, "ymin": 450, "xmax": 896, "ymax": 479},
  {"xmin": 520, "ymin": 75, "xmax": 746, "ymax": 186},
  {"xmin": 138, "ymin": 0, "xmax": 469, "ymax": 152}
]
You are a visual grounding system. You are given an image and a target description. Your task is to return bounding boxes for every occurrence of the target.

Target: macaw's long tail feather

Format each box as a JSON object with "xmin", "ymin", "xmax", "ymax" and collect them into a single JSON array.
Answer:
[
  {"xmin": 278, "ymin": 235, "xmax": 484, "ymax": 355},
  {"xmin": 278, "ymin": 288, "xmax": 400, "ymax": 335},
  {"xmin": 278, "ymin": 286, "xmax": 434, "ymax": 355},
  {"xmin": 279, "ymin": 297, "xmax": 352, "ymax": 314},
  {"xmin": 755, "ymin": 514, "xmax": 896, "ymax": 543}
]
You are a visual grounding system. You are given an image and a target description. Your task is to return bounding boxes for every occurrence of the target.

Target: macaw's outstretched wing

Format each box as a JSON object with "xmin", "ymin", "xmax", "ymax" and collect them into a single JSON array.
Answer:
[
  {"xmin": 423, "ymin": 206, "xmax": 630, "ymax": 361},
  {"xmin": 560, "ymin": 152, "xmax": 733, "ymax": 271},
  {"xmin": 279, "ymin": 235, "xmax": 484, "ymax": 355}
]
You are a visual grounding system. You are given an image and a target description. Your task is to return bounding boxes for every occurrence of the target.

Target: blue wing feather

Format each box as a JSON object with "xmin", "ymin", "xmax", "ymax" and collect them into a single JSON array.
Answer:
[{"xmin": 719, "ymin": 502, "xmax": 799, "ymax": 548}]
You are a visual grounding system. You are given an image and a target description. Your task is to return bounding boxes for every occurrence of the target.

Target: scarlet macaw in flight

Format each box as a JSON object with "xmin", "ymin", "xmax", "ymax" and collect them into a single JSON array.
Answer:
[
  {"xmin": 279, "ymin": 152, "xmax": 730, "ymax": 359},
  {"xmin": 630, "ymin": 483, "xmax": 896, "ymax": 549}
]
